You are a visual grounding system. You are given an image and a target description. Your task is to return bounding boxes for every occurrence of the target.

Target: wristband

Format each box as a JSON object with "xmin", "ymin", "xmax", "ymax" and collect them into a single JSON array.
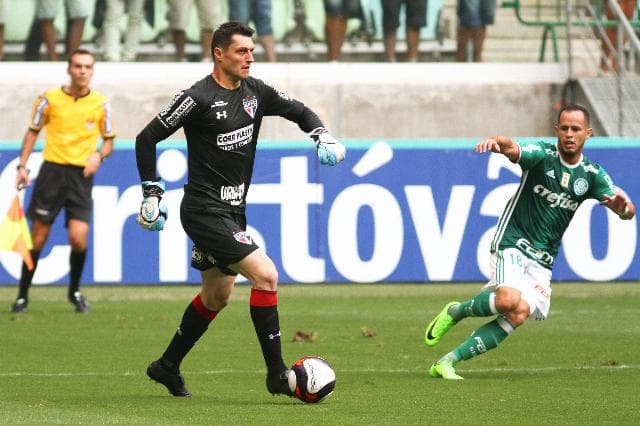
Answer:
[
  {"xmin": 16, "ymin": 164, "xmax": 26, "ymax": 171},
  {"xmin": 97, "ymin": 152, "xmax": 105, "ymax": 162}
]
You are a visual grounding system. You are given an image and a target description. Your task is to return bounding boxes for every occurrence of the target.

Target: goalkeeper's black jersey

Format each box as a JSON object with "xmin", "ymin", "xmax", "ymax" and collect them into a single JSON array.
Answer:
[{"xmin": 136, "ymin": 74, "xmax": 323, "ymax": 211}]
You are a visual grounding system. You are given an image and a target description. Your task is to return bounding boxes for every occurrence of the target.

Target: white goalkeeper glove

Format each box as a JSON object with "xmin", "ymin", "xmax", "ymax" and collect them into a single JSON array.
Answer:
[
  {"xmin": 310, "ymin": 128, "xmax": 346, "ymax": 166},
  {"xmin": 136, "ymin": 181, "xmax": 168, "ymax": 231}
]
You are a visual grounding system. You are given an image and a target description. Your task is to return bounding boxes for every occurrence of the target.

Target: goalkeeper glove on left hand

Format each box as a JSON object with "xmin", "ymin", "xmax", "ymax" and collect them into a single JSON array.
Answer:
[
  {"xmin": 310, "ymin": 128, "xmax": 346, "ymax": 166},
  {"xmin": 136, "ymin": 181, "xmax": 168, "ymax": 231}
]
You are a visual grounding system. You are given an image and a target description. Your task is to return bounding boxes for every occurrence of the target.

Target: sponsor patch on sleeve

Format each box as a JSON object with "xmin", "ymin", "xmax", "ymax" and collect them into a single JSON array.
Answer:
[
  {"xmin": 157, "ymin": 92, "xmax": 196, "ymax": 128},
  {"xmin": 263, "ymin": 80, "xmax": 291, "ymax": 101}
]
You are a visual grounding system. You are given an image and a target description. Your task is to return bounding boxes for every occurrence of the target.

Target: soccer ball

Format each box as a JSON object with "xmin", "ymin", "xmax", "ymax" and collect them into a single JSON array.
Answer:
[{"xmin": 287, "ymin": 356, "xmax": 336, "ymax": 403}]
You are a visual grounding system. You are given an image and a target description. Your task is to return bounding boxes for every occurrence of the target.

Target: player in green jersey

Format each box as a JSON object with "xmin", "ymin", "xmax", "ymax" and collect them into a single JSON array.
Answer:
[{"xmin": 425, "ymin": 104, "xmax": 636, "ymax": 380}]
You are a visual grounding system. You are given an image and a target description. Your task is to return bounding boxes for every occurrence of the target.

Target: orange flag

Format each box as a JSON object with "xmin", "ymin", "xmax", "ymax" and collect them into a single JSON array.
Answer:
[{"xmin": 0, "ymin": 195, "xmax": 34, "ymax": 270}]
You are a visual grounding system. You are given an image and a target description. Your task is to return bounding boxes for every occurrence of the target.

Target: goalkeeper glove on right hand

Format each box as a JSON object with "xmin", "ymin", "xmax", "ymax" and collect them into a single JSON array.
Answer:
[
  {"xmin": 136, "ymin": 181, "xmax": 168, "ymax": 231},
  {"xmin": 310, "ymin": 128, "xmax": 346, "ymax": 166}
]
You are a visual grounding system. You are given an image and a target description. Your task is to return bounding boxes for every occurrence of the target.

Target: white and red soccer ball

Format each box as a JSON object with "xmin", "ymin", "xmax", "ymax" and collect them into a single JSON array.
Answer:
[{"xmin": 287, "ymin": 356, "xmax": 336, "ymax": 403}]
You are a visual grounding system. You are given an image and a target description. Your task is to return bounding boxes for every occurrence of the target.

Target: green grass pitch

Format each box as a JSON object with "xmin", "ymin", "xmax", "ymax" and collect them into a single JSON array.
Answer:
[{"xmin": 1, "ymin": 283, "xmax": 639, "ymax": 425}]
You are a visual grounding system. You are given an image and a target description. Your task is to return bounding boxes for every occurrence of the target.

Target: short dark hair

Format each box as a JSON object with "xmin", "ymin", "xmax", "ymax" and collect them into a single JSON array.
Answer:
[
  {"xmin": 557, "ymin": 104, "xmax": 590, "ymax": 125},
  {"xmin": 67, "ymin": 48, "xmax": 96, "ymax": 65},
  {"xmin": 211, "ymin": 21, "xmax": 255, "ymax": 55}
]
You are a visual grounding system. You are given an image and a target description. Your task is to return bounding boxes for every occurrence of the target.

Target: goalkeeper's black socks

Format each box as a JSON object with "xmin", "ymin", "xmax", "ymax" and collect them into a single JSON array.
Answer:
[
  {"xmin": 17, "ymin": 250, "xmax": 41, "ymax": 300},
  {"xmin": 162, "ymin": 293, "xmax": 218, "ymax": 367},
  {"xmin": 68, "ymin": 249, "xmax": 87, "ymax": 297},
  {"xmin": 250, "ymin": 289, "xmax": 288, "ymax": 375}
]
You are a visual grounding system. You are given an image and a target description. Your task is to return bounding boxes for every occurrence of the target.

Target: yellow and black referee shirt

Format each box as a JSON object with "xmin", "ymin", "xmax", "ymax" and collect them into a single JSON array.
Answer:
[{"xmin": 29, "ymin": 87, "xmax": 116, "ymax": 167}]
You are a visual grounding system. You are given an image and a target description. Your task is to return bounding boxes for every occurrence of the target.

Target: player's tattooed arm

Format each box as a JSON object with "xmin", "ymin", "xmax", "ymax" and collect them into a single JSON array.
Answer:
[{"xmin": 475, "ymin": 135, "xmax": 521, "ymax": 163}]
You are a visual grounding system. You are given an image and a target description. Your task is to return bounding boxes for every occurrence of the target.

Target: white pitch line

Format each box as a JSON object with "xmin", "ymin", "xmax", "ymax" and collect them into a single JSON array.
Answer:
[{"xmin": 0, "ymin": 364, "xmax": 636, "ymax": 378}]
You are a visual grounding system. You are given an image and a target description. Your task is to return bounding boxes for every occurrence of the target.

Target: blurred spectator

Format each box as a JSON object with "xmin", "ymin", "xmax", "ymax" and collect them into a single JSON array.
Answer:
[
  {"xmin": 103, "ymin": 0, "xmax": 146, "ymax": 61},
  {"xmin": 381, "ymin": 0, "xmax": 428, "ymax": 62},
  {"xmin": 0, "ymin": 0, "xmax": 6, "ymax": 61},
  {"xmin": 37, "ymin": 0, "xmax": 90, "ymax": 61},
  {"xmin": 24, "ymin": 0, "xmax": 89, "ymax": 61},
  {"xmin": 91, "ymin": 0, "xmax": 107, "ymax": 50},
  {"xmin": 167, "ymin": 0, "xmax": 224, "ymax": 61},
  {"xmin": 228, "ymin": 0, "xmax": 277, "ymax": 62},
  {"xmin": 601, "ymin": 0, "xmax": 637, "ymax": 71},
  {"xmin": 456, "ymin": 0, "xmax": 496, "ymax": 62},
  {"xmin": 324, "ymin": 0, "xmax": 363, "ymax": 61},
  {"xmin": 24, "ymin": 11, "xmax": 44, "ymax": 61}
]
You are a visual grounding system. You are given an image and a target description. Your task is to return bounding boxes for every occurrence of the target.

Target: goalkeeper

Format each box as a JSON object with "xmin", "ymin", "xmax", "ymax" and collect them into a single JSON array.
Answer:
[
  {"xmin": 135, "ymin": 21, "xmax": 345, "ymax": 397},
  {"xmin": 425, "ymin": 104, "xmax": 635, "ymax": 380}
]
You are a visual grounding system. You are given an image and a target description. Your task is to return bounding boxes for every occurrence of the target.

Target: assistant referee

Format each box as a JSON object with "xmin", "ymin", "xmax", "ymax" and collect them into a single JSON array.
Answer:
[{"xmin": 11, "ymin": 49, "xmax": 115, "ymax": 314}]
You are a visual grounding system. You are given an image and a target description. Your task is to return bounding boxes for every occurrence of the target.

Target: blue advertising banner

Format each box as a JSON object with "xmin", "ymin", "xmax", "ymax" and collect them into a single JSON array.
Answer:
[{"xmin": 0, "ymin": 138, "xmax": 638, "ymax": 285}]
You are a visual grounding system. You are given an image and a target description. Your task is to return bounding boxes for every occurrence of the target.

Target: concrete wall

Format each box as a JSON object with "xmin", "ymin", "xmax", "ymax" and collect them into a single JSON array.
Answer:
[{"xmin": 0, "ymin": 62, "xmax": 568, "ymax": 142}]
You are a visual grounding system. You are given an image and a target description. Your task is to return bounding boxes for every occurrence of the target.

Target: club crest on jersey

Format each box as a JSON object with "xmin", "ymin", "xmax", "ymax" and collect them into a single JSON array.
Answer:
[
  {"xmin": 233, "ymin": 231, "xmax": 253, "ymax": 245},
  {"xmin": 243, "ymin": 95, "xmax": 258, "ymax": 118},
  {"xmin": 573, "ymin": 178, "xmax": 589, "ymax": 196}
]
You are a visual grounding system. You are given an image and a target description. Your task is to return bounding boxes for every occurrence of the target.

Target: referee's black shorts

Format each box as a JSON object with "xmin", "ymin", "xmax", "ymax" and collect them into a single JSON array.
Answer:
[
  {"xmin": 180, "ymin": 198, "xmax": 259, "ymax": 276},
  {"xmin": 27, "ymin": 161, "xmax": 93, "ymax": 225}
]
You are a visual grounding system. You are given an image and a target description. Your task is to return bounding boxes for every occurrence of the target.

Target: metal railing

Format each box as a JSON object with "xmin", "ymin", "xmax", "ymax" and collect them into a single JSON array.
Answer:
[
  {"xmin": 598, "ymin": 0, "xmax": 640, "ymax": 135},
  {"xmin": 502, "ymin": 0, "xmax": 640, "ymax": 67},
  {"xmin": 503, "ymin": 1, "xmax": 640, "ymax": 136},
  {"xmin": 601, "ymin": 0, "xmax": 640, "ymax": 75}
]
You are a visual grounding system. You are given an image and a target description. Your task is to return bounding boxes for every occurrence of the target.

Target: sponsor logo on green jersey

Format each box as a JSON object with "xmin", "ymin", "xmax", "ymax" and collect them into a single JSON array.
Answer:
[{"xmin": 533, "ymin": 184, "xmax": 579, "ymax": 210}]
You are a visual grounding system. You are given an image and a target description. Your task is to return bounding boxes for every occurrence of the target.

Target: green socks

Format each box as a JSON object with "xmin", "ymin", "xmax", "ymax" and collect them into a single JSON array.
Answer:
[
  {"xmin": 448, "ymin": 291, "xmax": 497, "ymax": 321},
  {"xmin": 450, "ymin": 317, "xmax": 514, "ymax": 362}
]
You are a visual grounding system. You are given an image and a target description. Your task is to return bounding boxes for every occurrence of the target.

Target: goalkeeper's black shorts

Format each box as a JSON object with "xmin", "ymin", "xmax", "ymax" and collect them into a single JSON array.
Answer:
[{"xmin": 180, "ymin": 202, "xmax": 259, "ymax": 275}]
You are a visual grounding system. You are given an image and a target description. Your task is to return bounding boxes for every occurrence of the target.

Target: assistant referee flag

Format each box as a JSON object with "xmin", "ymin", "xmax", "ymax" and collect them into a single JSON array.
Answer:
[{"xmin": 0, "ymin": 195, "xmax": 34, "ymax": 270}]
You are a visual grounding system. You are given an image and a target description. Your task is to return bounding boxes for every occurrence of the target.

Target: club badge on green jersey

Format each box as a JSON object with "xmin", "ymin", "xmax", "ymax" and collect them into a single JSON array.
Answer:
[{"xmin": 573, "ymin": 178, "xmax": 589, "ymax": 196}]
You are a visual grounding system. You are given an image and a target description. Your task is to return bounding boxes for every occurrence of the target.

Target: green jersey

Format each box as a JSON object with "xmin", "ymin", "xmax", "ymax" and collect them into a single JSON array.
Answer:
[{"xmin": 492, "ymin": 141, "xmax": 615, "ymax": 269}]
